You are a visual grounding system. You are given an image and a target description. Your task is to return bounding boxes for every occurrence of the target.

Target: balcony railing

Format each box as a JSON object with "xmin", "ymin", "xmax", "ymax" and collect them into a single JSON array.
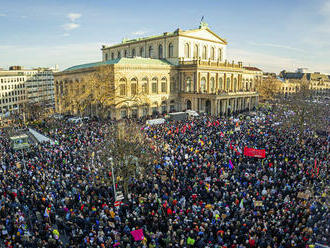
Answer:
[
  {"xmin": 178, "ymin": 58, "xmax": 243, "ymax": 69},
  {"xmin": 181, "ymin": 89, "xmax": 257, "ymax": 96}
]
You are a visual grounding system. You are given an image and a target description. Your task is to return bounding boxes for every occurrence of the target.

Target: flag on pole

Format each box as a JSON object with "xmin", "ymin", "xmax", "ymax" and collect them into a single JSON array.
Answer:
[
  {"xmin": 229, "ymin": 160, "xmax": 234, "ymax": 170},
  {"xmin": 114, "ymin": 201, "xmax": 123, "ymax": 207},
  {"xmin": 239, "ymin": 198, "xmax": 244, "ymax": 209},
  {"xmin": 44, "ymin": 207, "xmax": 50, "ymax": 217}
]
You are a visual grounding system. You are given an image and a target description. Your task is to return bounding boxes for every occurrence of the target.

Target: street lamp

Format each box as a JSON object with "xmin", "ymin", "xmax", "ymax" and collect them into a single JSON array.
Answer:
[{"xmin": 108, "ymin": 157, "xmax": 116, "ymax": 201}]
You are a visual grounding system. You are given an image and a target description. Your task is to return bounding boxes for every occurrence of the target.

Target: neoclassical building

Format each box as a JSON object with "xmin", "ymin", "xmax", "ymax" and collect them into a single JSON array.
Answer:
[{"xmin": 55, "ymin": 22, "xmax": 261, "ymax": 119}]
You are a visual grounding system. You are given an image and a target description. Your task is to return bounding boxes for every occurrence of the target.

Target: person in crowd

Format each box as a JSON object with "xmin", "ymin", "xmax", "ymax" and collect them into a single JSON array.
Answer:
[{"xmin": 0, "ymin": 110, "xmax": 328, "ymax": 247}]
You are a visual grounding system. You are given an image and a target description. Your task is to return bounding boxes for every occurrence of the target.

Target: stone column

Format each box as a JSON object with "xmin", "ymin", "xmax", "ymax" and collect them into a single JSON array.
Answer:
[
  {"xmin": 178, "ymin": 72, "xmax": 182, "ymax": 93},
  {"xmin": 193, "ymin": 72, "xmax": 197, "ymax": 92},
  {"xmin": 212, "ymin": 99, "xmax": 216, "ymax": 115},
  {"xmin": 182, "ymin": 72, "xmax": 186, "ymax": 92},
  {"xmin": 198, "ymin": 72, "xmax": 201, "ymax": 93},
  {"xmin": 215, "ymin": 73, "xmax": 219, "ymax": 93}
]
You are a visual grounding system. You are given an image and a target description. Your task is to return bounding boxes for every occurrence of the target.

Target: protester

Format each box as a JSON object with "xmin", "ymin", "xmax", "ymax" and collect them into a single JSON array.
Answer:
[{"xmin": 0, "ymin": 110, "xmax": 328, "ymax": 248}]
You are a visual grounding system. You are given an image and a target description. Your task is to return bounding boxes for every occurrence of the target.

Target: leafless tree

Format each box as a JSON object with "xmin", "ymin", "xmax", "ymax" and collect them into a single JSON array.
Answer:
[
  {"xmin": 95, "ymin": 122, "xmax": 156, "ymax": 197},
  {"xmin": 256, "ymin": 77, "xmax": 279, "ymax": 101},
  {"xmin": 63, "ymin": 66, "xmax": 149, "ymax": 118},
  {"xmin": 274, "ymin": 79, "xmax": 329, "ymax": 138}
]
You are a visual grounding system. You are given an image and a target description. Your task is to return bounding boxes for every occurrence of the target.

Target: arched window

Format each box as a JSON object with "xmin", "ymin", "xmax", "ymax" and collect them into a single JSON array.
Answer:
[
  {"xmin": 168, "ymin": 43, "xmax": 174, "ymax": 57},
  {"xmin": 170, "ymin": 77, "xmax": 176, "ymax": 93},
  {"xmin": 130, "ymin": 78, "xmax": 137, "ymax": 95},
  {"xmin": 194, "ymin": 44, "xmax": 199, "ymax": 58},
  {"xmin": 158, "ymin": 44, "xmax": 163, "ymax": 58},
  {"xmin": 141, "ymin": 77, "xmax": 148, "ymax": 94},
  {"xmin": 202, "ymin": 46, "xmax": 207, "ymax": 60},
  {"xmin": 105, "ymin": 53, "xmax": 108, "ymax": 60},
  {"xmin": 132, "ymin": 49, "xmax": 136, "ymax": 57},
  {"xmin": 250, "ymin": 81, "xmax": 253, "ymax": 91},
  {"xmin": 148, "ymin": 46, "xmax": 153, "ymax": 58},
  {"xmin": 218, "ymin": 48, "xmax": 222, "ymax": 61},
  {"xmin": 226, "ymin": 78, "xmax": 230, "ymax": 91},
  {"xmin": 119, "ymin": 78, "xmax": 126, "ymax": 96},
  {"xmin": 151, "ymin": 77, "xmax": 158, "ymax": 93},
  {"xmin": 210, "ymin": 77, "xmax": 215, "ymax": 93},
  {"xmin": 201, "ymin": 77, "xmax": 206, "ymax": 92},
  {"xmin": 184, "ymin": 43, "xmax": 190, "ymax": 58},
  {"xmin": 234, "ymin": 78, "xmax": 237, "ymax": 92},
  {"xmin": 186, "ymin": 77, "xmax": 192, "ymax": 92},
  {"xmin": 111, "ymin": 53, "xmax": 114, "ymax": 60},
  {"xmin": 161, "ymin": 77, "xmax": 167, "ymax": 93},
  {"xmin": 124, "ymin": 50, "xmax": 127, "ymax": 58},
  {"xmin": 140, "ymin": 47, "xmax": 144, "ymax": 57},
  {"xmin": 117, "ymin": 51, "xmax": 121, "ymax": 59},
  {"xmin": 219, "ymin": 78, "xmax": 223, "ymax": 91},
  {"xmin": 211, "ymin": 47, "xmax": 215, "ymax": 60}
]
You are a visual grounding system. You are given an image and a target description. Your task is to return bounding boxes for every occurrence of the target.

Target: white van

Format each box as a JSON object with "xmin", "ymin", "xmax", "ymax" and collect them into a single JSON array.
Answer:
[
  {"xmin": 68, "ymin": 117, "xmax": 83, "ymax": 124},
  {"xmin": 146, "ymin": 118, "xmax": 165, "ymax": 125},
  {"xmin": 186, "ymin": 110, "xmax": 199, "ymax": 117}
]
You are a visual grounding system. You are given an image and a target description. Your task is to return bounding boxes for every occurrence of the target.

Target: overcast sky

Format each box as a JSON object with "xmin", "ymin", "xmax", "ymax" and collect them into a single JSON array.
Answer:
[{"xmin": 0, "ymin": 0, "xmax": 329, "ymax": 74}]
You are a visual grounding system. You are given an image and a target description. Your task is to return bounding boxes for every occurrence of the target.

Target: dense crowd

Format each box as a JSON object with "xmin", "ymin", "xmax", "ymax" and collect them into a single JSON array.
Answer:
[{"xmin": 0, "ymin": 110, "xmax": 329, "ymax": 248}]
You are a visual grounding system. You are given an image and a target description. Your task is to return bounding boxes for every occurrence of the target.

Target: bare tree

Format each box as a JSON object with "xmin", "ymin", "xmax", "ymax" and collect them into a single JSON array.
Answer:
[
  {"xmin": 256, "ymin": 77, "xmax": 279, "ymax": 101},
  {"xmin": 63, "ymin": 66, "xmax": 149, "ymax": 118},
  {"xmin": 96, "ymin": 122, "xmax": 156, "ymax": 197},
  {"xmin": 22, "ymin": 102, "xmax": 43, "ymax": 121},
  {"xmin": 274, "ymin": 79, "xmax": 329, "ymax": 138}
]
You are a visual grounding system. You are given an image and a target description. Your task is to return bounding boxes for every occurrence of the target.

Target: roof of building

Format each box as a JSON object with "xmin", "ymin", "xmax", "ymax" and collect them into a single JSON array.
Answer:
[
  {"xmin": 243, "ymin": 66, "xmax": 262, "ymax": 72},
  {"xmin": 281, "ymin": 71, "xmax": 330, "ymax": 81},
  {"xmin": 281, "ymin": 72, "xmax": 304, "ymax": 79},
  {"xmin": 102, "ymin": 24, "xmax": 228, "ymax": 50},
  {"xmin": 64, "ymin": 57, "xmax": 174, "ymax": 72}
]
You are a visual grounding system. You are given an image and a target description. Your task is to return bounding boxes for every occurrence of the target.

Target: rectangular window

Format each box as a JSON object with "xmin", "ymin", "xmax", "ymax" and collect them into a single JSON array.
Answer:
[
  {"xmin": 120, "ymin": 85, "xmax": 126, "ymax": 96},
  {"xmin": 161, "ymin": 82, "xmax": 167, "ymax": 93},
  {"xmin": 152, "ymin": 83, "xmax": 157, "ymax": 93},
  {"xmin": 120, "ymin": 110, "xmax": 127, "ymax": 118},
  {"xmin": 131, "ymin": 83, "xmax": 137, "ymax": 95}
]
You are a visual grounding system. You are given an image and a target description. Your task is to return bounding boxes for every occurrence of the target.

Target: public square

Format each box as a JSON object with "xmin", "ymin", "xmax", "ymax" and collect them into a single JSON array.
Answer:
[
  {"xmin": 0, "ymin": 105, "xmax": 329, "ymax": 247},
  {"xmin": 1, "ymin": 0, "xmax": 330, "ymax": 247}
]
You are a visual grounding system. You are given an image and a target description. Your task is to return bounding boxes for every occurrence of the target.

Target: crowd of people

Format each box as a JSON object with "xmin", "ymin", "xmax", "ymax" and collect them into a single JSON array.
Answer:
[{"xmin": 0, "ymin": 109, "xmax": 329, "ymax": 248}]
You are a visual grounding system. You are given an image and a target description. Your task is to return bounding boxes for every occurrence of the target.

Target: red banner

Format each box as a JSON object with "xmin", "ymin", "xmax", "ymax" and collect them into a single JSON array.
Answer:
[{"xmin": 244, "ymin": 147, "xmax": 266, "ymax": 158}]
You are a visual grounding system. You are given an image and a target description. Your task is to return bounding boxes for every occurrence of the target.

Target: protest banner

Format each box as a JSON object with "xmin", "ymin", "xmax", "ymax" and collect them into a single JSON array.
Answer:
[
  {"xmin": 131, "ymin": 229, "xmax": 144, "ymax": 241},
  {"xmin": 244, "ymin": 147, "xmax": 266, "ymax": 158}
]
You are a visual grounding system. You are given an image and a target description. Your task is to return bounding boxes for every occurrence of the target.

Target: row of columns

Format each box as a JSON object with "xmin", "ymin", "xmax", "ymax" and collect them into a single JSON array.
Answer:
[
  {"xmin": 190, "ymin": 96, "xmax": 258, "ymax": 116},
  {"xmin": 179, "ymin": 71, "xmax": 255, "ymax": 94}
]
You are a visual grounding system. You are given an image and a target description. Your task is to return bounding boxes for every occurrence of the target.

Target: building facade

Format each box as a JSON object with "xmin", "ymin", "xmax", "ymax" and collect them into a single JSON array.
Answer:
[
  {"xmin": 26, "ymin": 68, "xmax": 57, "ymax": 109},
  {"xmin": 279, "ymin": 69, "xmax": 330, "ymax": 95},
  {"xmin": 0, "ymin": 66, "xmax": 57, "ymax": 117},
  {"xmin": 55, "ymin": 23, "xmax": 260, "ymax": 119},
  {"xmin": 0, "ymin": 71, "xmax": 27, "ymax": 116}
]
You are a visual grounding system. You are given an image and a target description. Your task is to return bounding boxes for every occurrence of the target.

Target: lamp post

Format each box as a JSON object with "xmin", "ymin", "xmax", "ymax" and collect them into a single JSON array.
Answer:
[{"xmin": 108, "ymin": 157, "xmax": 116, "ymax": 201}]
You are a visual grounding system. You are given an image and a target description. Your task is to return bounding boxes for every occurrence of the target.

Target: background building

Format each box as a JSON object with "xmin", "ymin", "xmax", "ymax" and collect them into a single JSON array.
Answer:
[
  {"xmin": 0, "ymin": 66, "xmax": 57, "ymax": 118},
  {"xmin": 279, "ymin": 69, "xmax": 330, "ymax": 95},
  {"xmin": 0, "ymin": 68, "xmax": 27, "ymax": 117},
  {"xmin": 55, "ymin": 23, "xmax": 260, "ymax": 119},
  {"xmin": 26, "ymin": 67, "xmax": 57, "ymax": 109}
]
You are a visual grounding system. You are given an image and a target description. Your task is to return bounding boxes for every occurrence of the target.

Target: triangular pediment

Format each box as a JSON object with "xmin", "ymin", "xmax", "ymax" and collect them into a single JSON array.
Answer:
[{"xmin": 181, "ymin": 28, "xmax": 227, "ymax": 44}]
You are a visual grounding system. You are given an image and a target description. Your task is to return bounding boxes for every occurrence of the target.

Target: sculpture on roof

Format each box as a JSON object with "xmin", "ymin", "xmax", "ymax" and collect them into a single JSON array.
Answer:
[{"xmin": 199, "ymin": 16, "xmax": 208, "ymax": 29}]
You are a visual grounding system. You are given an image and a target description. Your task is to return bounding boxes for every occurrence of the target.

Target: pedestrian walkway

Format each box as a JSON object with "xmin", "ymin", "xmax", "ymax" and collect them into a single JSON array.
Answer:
[{"xmin": 28, "ymin": 128, "xmax": 55, "ymax": 144}]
